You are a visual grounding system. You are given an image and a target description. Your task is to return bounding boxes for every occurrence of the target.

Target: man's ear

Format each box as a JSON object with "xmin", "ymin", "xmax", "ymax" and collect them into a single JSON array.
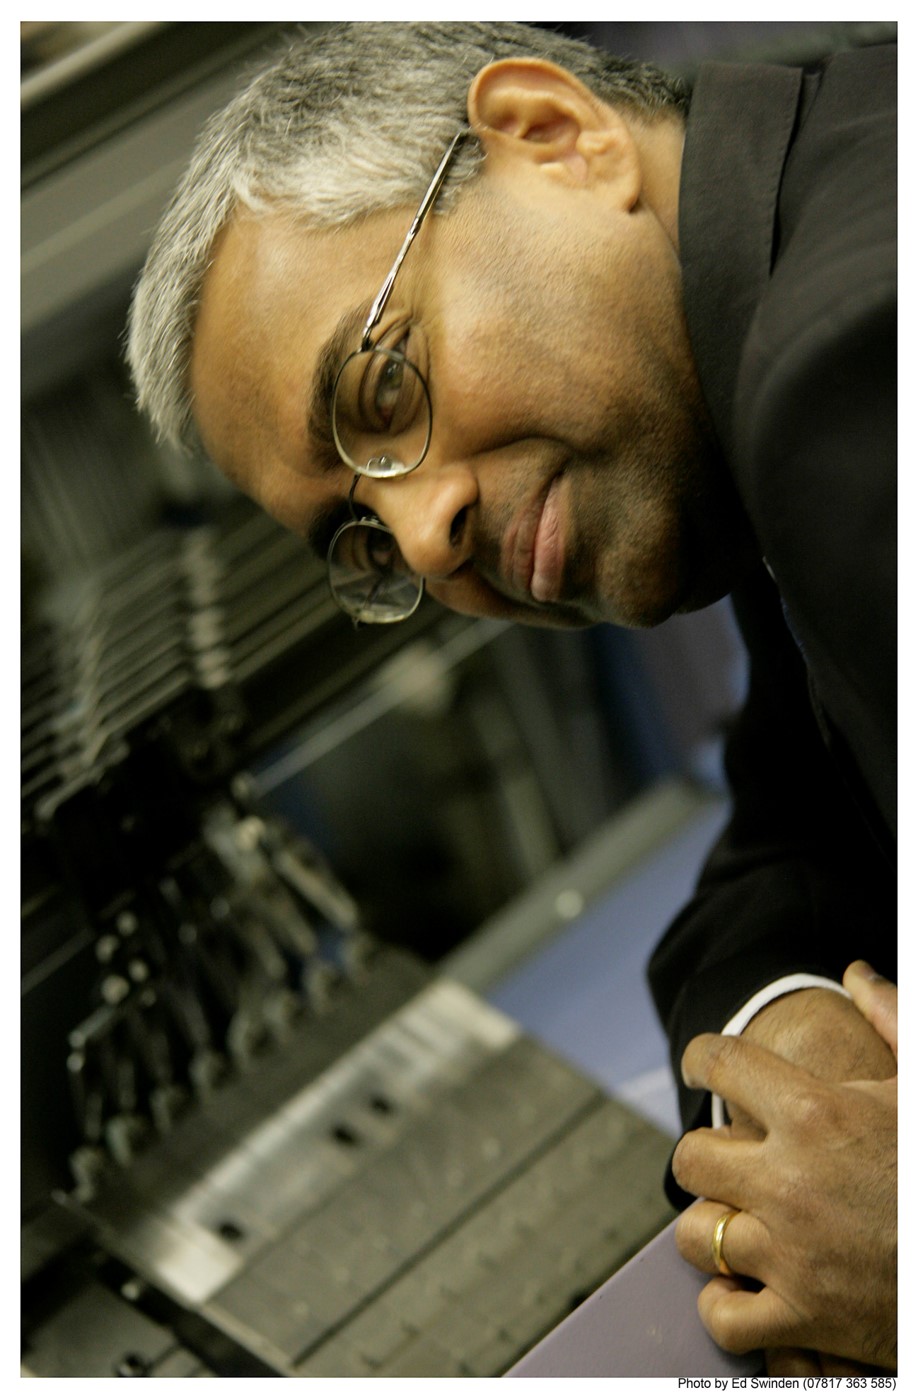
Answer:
[{"xmin": 467, "ymin": 57, "xmax": 639, "ymax": 200}]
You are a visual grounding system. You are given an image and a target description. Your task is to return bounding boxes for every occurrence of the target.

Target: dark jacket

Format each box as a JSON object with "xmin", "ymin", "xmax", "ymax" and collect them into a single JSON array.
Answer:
[{"xmin": 648, "ymin": 45, "xmax": 896, "ymax": 1141}]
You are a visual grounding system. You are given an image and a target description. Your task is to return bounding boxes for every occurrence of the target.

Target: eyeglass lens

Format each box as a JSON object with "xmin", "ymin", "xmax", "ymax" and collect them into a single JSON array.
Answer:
[
  {"xmin": 332, "ymin": 347, "xmax": 432, "ymax": 478},
  {"xmin": 328, "ymin": 518, "xmax": 423, "ymax": 623}
]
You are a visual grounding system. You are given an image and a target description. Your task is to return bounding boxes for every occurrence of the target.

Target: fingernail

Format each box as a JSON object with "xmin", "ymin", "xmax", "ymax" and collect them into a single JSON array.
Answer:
[{"xmin": 848, "ymin": 959, "xmax": 883, "ymax": 982}]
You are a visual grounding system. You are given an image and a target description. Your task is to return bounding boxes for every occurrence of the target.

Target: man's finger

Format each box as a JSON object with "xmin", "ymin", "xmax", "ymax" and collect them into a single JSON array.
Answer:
[
  {"xmin": 671, "ymin": 1128, "xmax": 762, "ymax": 1209},
  {"xmin": 843, "ymin": 961, "xmax": 897, "ymax": 1060},
  {"xmin": 681, "ymin": 1032, "xmax": 823, "ymax": 1128},
  {"xmin": 697, "ymin": 1276, "xmax": 803, "ymax": 1356},
  {"xmin": 675, "ymin": 1197, "xmax": 770, "ymax": 1279}
]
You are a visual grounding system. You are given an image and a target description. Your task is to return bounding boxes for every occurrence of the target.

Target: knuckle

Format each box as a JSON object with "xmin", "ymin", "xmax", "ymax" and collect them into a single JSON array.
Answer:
[
  {"xmin": 673, "ymin": 1206, "xmax": 699, "ymax": 1255},
  {"xmin": 671, "ymin": 1130, "xmax": 700, "ymax": 1185},
  {"xmin": 707, "ymin": 1032, "xmax": 746, "ymax": 1081},
  {"xmin": 684, "ymin": 1032, "xmax": 745, "ymax": 1095},
  {"xmin": 683, "ymin": 1031, "xmax": 721, "ymax": 1080},
  {"xmin": 699, "ymin": 1291, "xmax": 747, "ymax": 1353},
  {"xmin": 706, "ymin": 1300, "xmax": 792, "ymax": 1357},
  {"xmin": 772, "ymin": 1172, "xmax": 805, "ymax": 1221},
  {"xmin": 770, "ymin": 1158, "xmax": 817, "ymax": 1226},
  {"xmin": 787, "ymin": 1082, "xmax": 833, "ymax": 1134},
  {"xmin": 710, "ymin": 1319, "xmax": 748, "ymax": 1355}
]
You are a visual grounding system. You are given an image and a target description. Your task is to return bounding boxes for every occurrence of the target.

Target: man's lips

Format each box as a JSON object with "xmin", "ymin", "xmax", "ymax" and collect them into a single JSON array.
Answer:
[
  {"xmin": 530, "ymin": 475, "xmax": 565, "ymax": 602},
  {"xmin": 500, "ymin": 474, "xmax": 566, "ymax": 604}
]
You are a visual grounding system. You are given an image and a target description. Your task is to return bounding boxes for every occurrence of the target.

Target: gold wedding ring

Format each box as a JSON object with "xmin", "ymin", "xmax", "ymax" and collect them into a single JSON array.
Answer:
[{"xmin": 711, "ymin": 1208, "xmax": 740, "ymax": 1277}]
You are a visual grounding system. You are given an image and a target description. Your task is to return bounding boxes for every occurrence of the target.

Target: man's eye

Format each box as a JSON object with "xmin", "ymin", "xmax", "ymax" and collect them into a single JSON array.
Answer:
[
  {"xmin": 344, "ymin": 523, "xmax": 406, "ymax": 577},
  {"xmin": 373, "ymin": 355, "xmax": 405, "ymax": 425},
  {"xmin": 366, "ymin": 529, "xmax": 397, "ymax": 572},
  {"xmin": 356, "ymin": 338, "xmax": 416, "ymax": 433}
]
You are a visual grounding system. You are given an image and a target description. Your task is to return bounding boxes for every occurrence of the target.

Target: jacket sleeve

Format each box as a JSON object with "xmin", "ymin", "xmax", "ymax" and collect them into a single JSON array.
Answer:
[{"xmin": 647, "ymin": 564, "xmax": 897, "ymax": 1138}]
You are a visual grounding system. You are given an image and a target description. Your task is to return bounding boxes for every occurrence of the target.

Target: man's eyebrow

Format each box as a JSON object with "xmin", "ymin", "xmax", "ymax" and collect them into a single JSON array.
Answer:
[
  {"xmin": 307, "ymin": 299, "xmax": 373, "ymax": 465},
  {"xmin": 302, "ymin": 298, "xmax": 378, "ymax": 561}
]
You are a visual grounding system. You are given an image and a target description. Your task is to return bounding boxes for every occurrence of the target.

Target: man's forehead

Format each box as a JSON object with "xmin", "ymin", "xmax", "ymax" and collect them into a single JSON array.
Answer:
[
  {"xmin": 191, "ymin": 209, "xmax": 407, "ymax": 561},
  {"xmin": 193, "ymin": 215, "xmax": 370, "ymax": 458},
  {"xmin": 199, "ymin": 210, "xmax": 330, "ymax": 353},
  {"xmin": 203, "ymin": 204, "xmax": 409, "ymax": 332}
]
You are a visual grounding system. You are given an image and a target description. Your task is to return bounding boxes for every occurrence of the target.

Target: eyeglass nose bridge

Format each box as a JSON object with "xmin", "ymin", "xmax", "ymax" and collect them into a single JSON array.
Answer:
[
  {"xmin": 346, "ymin": 472, "xmax": 362, "ymax": 520},
  {"xmin": 345, "ymin": 470, "xmax": 410, "ymax": 533}
]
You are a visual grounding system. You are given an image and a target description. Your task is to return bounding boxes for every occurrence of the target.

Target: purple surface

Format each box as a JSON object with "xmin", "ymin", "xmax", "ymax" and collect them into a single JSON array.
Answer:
[
  {"xmin": 488, "ymin": 799, "xmax": 728, "ymax": 1133},
  {"xmin": 508, "ymin": 1220, "xmax": 763, "ymax": 1379}
]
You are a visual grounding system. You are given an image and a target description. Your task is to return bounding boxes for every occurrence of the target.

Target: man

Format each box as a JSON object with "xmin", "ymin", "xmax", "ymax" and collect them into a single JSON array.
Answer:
[{"xmin": 126, "ymin": 22, "xmax": 896, "ymax": 1374}]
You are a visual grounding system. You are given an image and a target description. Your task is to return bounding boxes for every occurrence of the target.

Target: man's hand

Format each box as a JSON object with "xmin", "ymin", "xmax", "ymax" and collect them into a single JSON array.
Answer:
[
  {"xmin": 672, "ymin": 962, "xmax": 897, "ymax": 1371},
  {"xmin": 725, "ymin": 974, "xmax": 896, "ymax": 1139}
]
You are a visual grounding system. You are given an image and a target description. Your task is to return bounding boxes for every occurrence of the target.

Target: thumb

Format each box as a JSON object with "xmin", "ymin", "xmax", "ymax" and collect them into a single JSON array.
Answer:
[{"xmin": 843, "ymin": 960, "xmax": 897, "ymax": 1060}]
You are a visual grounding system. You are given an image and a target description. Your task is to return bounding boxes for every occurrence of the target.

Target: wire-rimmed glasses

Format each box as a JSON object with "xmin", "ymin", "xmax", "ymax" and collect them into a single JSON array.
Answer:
[{"xmin": 327, "ymin": 130, "xmax": 469, "ymax": 624}]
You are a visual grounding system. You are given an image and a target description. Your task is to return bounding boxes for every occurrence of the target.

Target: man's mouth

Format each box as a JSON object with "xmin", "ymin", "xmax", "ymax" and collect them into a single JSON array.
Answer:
[
  {"xmin": 501, "ymin": 473, "xmax": 567, "ymax": 604},
  {"xmin": 530, "ymin": 474, "xmax": 565, "ymax": 602}
]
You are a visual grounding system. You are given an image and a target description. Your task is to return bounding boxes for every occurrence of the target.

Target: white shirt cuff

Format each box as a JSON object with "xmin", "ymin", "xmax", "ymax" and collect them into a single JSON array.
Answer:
[{"xmin": 709, "ymin": 974, "xmax": 850, "ymax": 1128}]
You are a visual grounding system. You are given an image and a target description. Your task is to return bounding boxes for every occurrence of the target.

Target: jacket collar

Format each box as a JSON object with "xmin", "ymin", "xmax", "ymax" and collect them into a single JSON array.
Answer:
[{"xmin": 679, "ymin": 61, "xmax": 804, "ymax": 455}]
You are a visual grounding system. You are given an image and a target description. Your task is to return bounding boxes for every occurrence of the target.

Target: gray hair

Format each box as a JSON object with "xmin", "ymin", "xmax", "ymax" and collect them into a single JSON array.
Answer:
[{"xmin": 125, "ymin": 21, "xmax": 688, "ymax": 454}]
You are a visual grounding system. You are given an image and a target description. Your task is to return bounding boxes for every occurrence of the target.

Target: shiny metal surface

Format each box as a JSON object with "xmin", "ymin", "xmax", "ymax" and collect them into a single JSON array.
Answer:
[
  {"xmin": 47, "ymin": 959, "xmax": 675, "ymax": 1377},
  {"xmin": 69, "ymin": 980, "xmax": 519, "ymax": 1306}
]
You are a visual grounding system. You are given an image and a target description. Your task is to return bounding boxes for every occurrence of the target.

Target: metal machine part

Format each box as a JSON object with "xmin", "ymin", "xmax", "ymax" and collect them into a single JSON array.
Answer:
[
  {"xmin": 23, "ymin": 730, "xmax": 676, "ymax": 1376},
  {"xmin": 22, "ymin": 496, "xmax": 443, "ymax": 1212},
  {"xmin": 21, "ymin": 498, "xmax": 675, "ymax": 1377},
  {"xmin": 24, "ymin": 962, "xmax": 675, "ymax": 1378}
]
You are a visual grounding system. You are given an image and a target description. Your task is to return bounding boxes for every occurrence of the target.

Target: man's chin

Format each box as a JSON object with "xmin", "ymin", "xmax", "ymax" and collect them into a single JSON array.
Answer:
[
  {"xmin": 524, "ymin": 591, "xmax": 681, "ymax": 631},
  {"xmin": 585, "ymin": 566, "xmax": 691, "ymax": 630},
  {"xmin": 429, "ymin": 559, "xmax": 734, "ymax": 632}
]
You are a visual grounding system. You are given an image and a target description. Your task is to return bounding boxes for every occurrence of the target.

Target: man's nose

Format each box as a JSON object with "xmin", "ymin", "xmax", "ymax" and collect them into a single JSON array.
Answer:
[{"xmin": 360, "ymin": 463, "xmax": 477, "ymax": 580}]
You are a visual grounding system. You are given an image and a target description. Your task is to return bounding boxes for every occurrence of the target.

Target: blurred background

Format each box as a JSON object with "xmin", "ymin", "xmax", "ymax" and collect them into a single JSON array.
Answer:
[
  {"xmin": 27, "ymin": 18, "xmax": 896, "ymax": 953},
  {"xmin": 20, "ymin": 21, "xmax": 896, "ymax": 1379}
]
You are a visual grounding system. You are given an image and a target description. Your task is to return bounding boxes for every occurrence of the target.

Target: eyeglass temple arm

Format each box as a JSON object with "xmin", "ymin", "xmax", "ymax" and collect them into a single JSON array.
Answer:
[{"xmin": 360, "ymin": 129, "xmax": 470, "ymax": 348}]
